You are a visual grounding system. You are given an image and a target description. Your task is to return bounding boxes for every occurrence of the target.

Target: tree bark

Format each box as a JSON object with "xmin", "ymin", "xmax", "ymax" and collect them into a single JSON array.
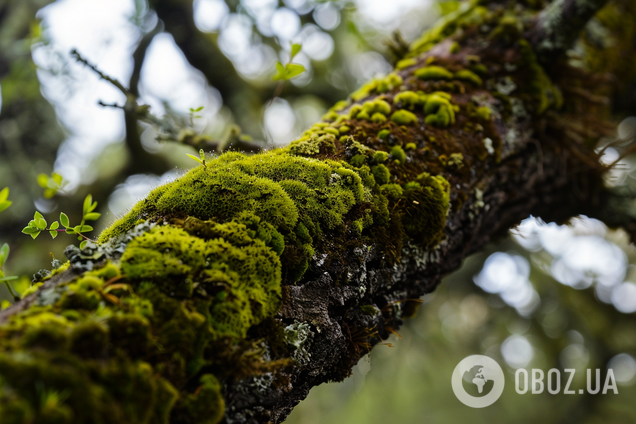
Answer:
[{"xmin": 0, "ymin": 1, "xmax": 634, "ymax": 423}]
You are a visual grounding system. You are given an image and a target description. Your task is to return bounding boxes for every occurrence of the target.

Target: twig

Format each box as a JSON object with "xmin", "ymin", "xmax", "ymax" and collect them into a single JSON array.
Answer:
[{"xmin": 71, "ymin": 49, "xmax": 129, "ymax": 95}]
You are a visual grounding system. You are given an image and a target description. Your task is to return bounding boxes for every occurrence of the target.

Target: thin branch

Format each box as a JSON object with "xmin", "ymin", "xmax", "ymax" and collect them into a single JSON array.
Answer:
[{"xmin": 71, "ymin": 49, "xmax": 129, "ymax": 95}]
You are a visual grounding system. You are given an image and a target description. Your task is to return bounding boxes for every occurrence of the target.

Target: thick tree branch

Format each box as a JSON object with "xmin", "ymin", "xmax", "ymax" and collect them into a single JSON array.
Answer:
[{"xmin": 0, "ymin": 1, "xmax": 633, "ymax": 424}]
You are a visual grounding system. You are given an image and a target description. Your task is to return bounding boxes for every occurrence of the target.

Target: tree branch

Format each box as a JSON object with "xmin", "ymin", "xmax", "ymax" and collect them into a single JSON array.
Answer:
[
  {"xmin": 0, "ymin": 1, "xmax": 632, "ymax": 423},
  {"xmin": 525, "ymin": 0, "xmax": 609, "ymax": 65}
]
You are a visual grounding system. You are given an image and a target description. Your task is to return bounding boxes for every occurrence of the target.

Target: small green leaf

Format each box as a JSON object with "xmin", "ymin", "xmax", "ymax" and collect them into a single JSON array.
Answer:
[
  {"xmin": 0, "ymin": 187, "xmax": 8, "ymax": 203},
  {"xmin": 77, "ymin": 236, "xmax": 83, "ymax": 241},
  {"xmin": 80, "ymin": 240, "xmax": 88, "ymax": 249},
  {"xmin": 22, "ymin": 227, "xmax": 40, "ymax": 235},
  {"xmin": 50, "ymin": 221, "xmax": 59, "ymax": 230},
  {"xmin": 290, "ymin": 43, "xmax": 302, "ymax": 60},
  {"xmin": 66, "ymin": 227, "xmax": 75, "ymax": 235},
  {"xmin": 36, "ymin": 218, "xmax": 47, "ymax": 230},
  {"xmin": 83, "ymin": 195, "xmax": 93, "ymax": 216},
  {"xmin": 34, "ymin": 211, "xmax": 44, "ymax": 221},
  {"xmin": 74, "ymin": 225, "xmax": 93, "ymax": 233},
  {"xmin": 199, "ymin": 149, "xmax": 205, "ymax": 161},
  {"xmin": 0, "ymin": 201, "xmax": 11, "ymax": 213},
  {"xmin": 193, "ymin": 106, "xmax": 204, "ymax": 112},
  {"xmin": 284, "ymin": 63, "xmax": 306, "ymax": 79},
  {"xmin": 272, "ymin": 61, "xmax": 287, "ymax": 81},
  {"xmin": 43, "ymin": 188, "xmax": 56, "ymax": 199},
  {"xmin": 0, "ymin": 270, "xmax": 3, "ymax": 279},
  {"xmin": 60, "ymin": 212, "xmax": 69, "ymax": 228},
  {"xmin": 0, "ymin": 243, "xmax": 9, "ymax": 268},
  {"xmin": 186, "ymin": 154, "xmax": 204, "ymax": 164},
  {"xmin": 50, "ymin": 231, "xmax": 58, "ymax": 239},
  {"xmin": 83, "ymin": 213, "xmax": 101, "ymax": 221},
  {"xmin": 30, "ymin": 231, "xmax": 40, "ymax": 240}
]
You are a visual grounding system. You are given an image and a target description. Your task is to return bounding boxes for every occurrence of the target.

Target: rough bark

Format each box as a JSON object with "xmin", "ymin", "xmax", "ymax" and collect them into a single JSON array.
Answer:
[{"xmin": 0, "ymin": 1, "xmax": 634, "ymax": 423}]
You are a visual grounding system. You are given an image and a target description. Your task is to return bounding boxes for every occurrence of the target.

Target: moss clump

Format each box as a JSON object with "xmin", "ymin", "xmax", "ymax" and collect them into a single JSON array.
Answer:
[
  {"xmin": 414, "ymin": 66, "xmax": 454, "ymax": 81},
  {"xmin": 181, "ymin": 374, "xmax": 225, "ymax": 424},
  {"xmin": 454, "ymin": 69, "xmax": 483, "ymax": 86},
  {"xmin": 377, "ymin": 129, "xmax": 390, "ymax": 140},
  {"xmin": 401, "ymin": 173, "xmax": 451, "ymax": 248},
  {"xmin": 475, "ymin": 106, "xmax": 492, "ymax": 120},
  {"xmin": 424, "ymin": 92, "xmax": 457, "ymax": 127},
  {"xmin": 371, "ymin": 112, "xmax": 387, "ymax": 123},
  {"xmin": 380, "ymin": 184, "xmax": 403, "ymax": 198},
  {"xmin": 371, "ymin": 164, "xmax": 391, "ymax": 185},
  {"xmin": 396, "ymin": 58, "xmax": 417, "ymax": 70},
  {"xmin": 373, "ymin": 151, "xmax": 389, "ymax": 163},
  {"xmin": 390, "ymin": 146, "xmax": 407, "ymax": 164},
  {"xmin": 351, "ymin": 73, "xmax": 403, "ymax": 101},
  {"xmin": 121, "ymin": 223, "xmax": 281, "ymax": 339},
  {"xmin": 394, "ymin": 91, "xmax": 425, "ymax": 110},
  {"xmin": 391, "ymin": 110, "xmax": 419, "ymax": 125}
]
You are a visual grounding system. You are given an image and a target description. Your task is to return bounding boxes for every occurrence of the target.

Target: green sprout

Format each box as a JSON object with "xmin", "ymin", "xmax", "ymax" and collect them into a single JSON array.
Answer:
[
  {"xmin": 186, "ymin": 149, "xmax": 207, "ymax": 168},
  {"xmin": 189, "ymin": 105, "xmax": 204, "ymax": 127},
  {"xmin": 272, "ymin": 43, "xmax": 305, "ymax": 81},
  {"xmin": 22, "ymin": 194, "xmax": 101, "ymax": 249}
]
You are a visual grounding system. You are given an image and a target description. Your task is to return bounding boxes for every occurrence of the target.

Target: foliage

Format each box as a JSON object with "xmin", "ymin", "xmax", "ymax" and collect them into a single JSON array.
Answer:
[{"xmin": 21, "ymin": 194, "xmax": 100, "ymax": 249}]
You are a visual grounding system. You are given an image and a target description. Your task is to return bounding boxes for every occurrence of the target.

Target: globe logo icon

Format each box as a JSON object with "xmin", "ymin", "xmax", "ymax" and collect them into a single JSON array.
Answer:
[
  {"xmin": 452, "ymin": 355, "xmax": 505, "ymax": 408},
  {"xmin": 462, "ymin": 364, "xmax": 495, "ymax": 397}
]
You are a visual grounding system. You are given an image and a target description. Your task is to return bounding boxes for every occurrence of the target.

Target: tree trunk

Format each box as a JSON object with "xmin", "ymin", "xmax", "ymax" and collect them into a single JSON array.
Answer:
[{"xmin": 1, "ymin": 1, "xmax": 635, "ymax": 423}]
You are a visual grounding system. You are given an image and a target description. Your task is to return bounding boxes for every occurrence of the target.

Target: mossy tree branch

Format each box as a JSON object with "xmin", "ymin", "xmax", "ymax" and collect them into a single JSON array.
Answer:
[{"xmin": 0, "ymin": 1, "xmax": 635, "ymax": 423}]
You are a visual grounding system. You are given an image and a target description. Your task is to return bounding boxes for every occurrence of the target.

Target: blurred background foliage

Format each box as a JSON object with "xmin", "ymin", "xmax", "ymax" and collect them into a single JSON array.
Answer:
[{"xmin": 1, "ymin": 0, "xmax": 636, "ymax": 422}]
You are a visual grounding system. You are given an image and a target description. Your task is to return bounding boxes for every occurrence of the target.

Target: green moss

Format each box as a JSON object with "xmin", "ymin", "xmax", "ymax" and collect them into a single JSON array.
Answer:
[
  {"xmin": 351, "ymin": 73, "xmax": 403, "ymax": 101},
  {"xmin": 396, "ymin": 58, "xmax": 417, "ymax": 70},
  {"xmin": 121, "ymin": 223, "xmax": 281, "ymax": 339},
  {"xmin": 390, "ymin": 146, "xmax": 407, "ymax": 164},
  {"xmin": 405, "ymin": 142, "xmax": 417, "ymax": 151},
  {"xmin": 377, "ymin": 129, "xmax": 391, "ymax": 140},
  {"xmin": 373, "ymin": 151, "xmax": 389, "ymax": 163},
  {"xmin": 339, "ymin": 125, "xmax": 350, "ymax": 133},
  {"xmin": 449, "ymin": 41, "xmax": 460, "ymax": 54},
  {"xmin": 401, "ymin": 173, "xmax": 451, "ymax": 248},
  {"xmin": 350, "ymin": 154, "xmax": 367, "ymax": 167},
  {"xmin": 454, "ymin": 69, "xmax": 483, "ymax": 86},
  {"xmin": 181, "ymin": 374, "xmax": 225, "ymax": 424},
  {"xmin": 517, "ymin": 39, "xmax": 563, "ymax": 114},
  {"xmin": 390, "ymin": 110, "xmax": 419, "ymax": 125},
  {"xmin": 363, "ymin": 99, "xmax": 392, "ymax": 115},
  {"xmin": 371, "ymin": 164, "xmax": 391, "ymax": 185},
  {"xmin": 423, "ymin": 92, "xmax": 457, "ymax": 127},
  {"xmin": 380, "ymin": 184, "xmax": 403, "ymax": 198},
  {"xmin": 371, "ymin": 112, "xmax": 387, "ymax": 123},
  {"xmin": 475, "ymin": 106, "xmax": 492, "ymax": 120},
  {"xmin": 360, "ymin": 305, "xmax": 378, "ymax": 315},
  {"xmin": 394, "ymin": 91, "xmax": 424, "ymax": 110},
  {"xmin": 414, "ymin": 66, "xmax": 454, "ymax": 81}
]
